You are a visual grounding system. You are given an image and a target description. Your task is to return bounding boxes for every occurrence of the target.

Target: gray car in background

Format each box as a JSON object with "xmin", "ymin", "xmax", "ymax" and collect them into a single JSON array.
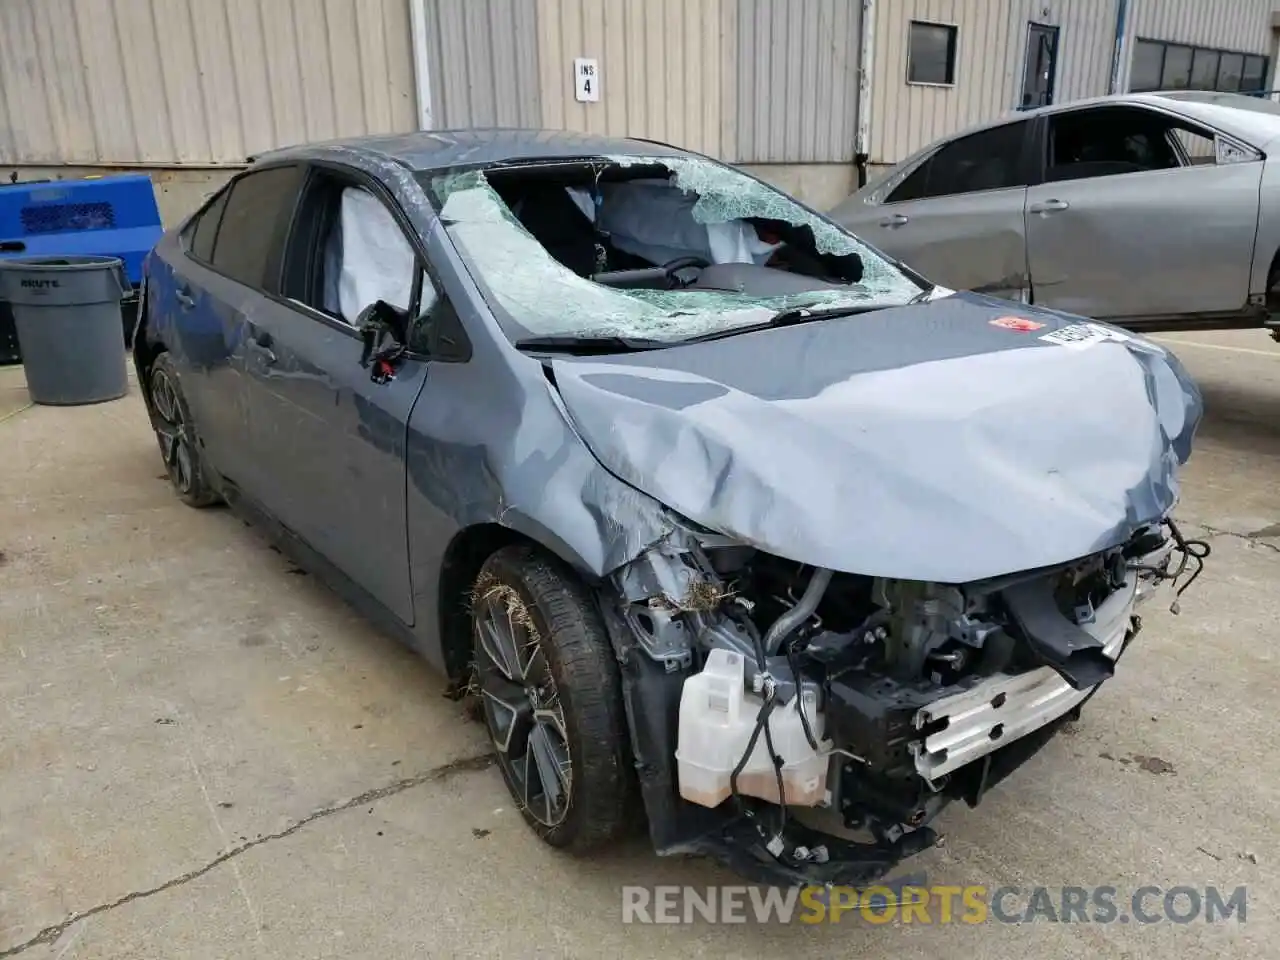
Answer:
[{"xmin": 832, "ymin": 91, "xmax": 1280, "ymax": 333}]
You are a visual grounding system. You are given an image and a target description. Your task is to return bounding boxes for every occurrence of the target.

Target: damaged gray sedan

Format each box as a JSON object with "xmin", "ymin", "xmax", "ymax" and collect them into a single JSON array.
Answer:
[{"xmin": 133, "ymin": 129, "xmax": 1209, "ymax": 885}]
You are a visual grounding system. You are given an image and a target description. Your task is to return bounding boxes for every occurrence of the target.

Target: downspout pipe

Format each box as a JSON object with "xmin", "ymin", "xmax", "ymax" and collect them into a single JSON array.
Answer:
[
  {"xmin": 1109, "ymin": 0, "xmax": 1130, "ymax": 94},
  {"xmin": 855, "ymin": 0, "xmax": 876, "ymax": 188},
  {"xmin": 409, "ymin": 0, "xmax": 435, "ymax": 130}
]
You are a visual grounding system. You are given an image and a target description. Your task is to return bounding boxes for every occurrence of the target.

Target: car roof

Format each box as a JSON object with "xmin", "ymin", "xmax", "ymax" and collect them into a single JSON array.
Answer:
[
  {"xmin": 934, "ymin": 91, "xmax": 1280, "ymax": 151},
  {"xmin": 249, "ymin": 127, "xmax": 690, "ymax": 173}
]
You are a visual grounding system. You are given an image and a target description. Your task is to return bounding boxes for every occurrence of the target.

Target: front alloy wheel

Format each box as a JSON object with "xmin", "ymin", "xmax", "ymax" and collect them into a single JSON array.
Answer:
[
  {"xmin": 470, "ymin": 545, "xmax": 636, "ymax": 850},
  {"xmin": 475, "ymin": 582, "xmax": 573, "ymax": 828}
]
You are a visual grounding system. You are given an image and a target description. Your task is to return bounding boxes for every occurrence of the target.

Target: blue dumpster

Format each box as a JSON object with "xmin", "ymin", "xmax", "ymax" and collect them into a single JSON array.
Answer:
[{"xmin": 0, "ymin": 173, "xmax": 163, "ymax": 364}]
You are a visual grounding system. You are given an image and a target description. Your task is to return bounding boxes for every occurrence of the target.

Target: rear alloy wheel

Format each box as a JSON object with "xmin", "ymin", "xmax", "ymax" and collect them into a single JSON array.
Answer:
[
  {"xmin": 471, "ymin": 545, "xmax": 635, "ymax": 850},
  {"xmin": 148, "ymin": 353, "xmax": 219, "ymax": 507}
]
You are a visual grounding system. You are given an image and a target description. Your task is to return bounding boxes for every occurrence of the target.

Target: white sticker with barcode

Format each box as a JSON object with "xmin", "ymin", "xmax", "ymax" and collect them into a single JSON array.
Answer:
[{"xmin": 1040, "ymin": 322, "xmax": 1132, "ymax": 349}]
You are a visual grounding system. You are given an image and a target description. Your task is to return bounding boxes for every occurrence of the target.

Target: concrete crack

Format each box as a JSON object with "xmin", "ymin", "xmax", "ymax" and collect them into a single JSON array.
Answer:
[
  {"xmin": 1191, "ymin": 522, "xmax": 1280, "ymax": 554},
  {"xmin": 0, "ymin": 753, "xmax": 495, "ymax": 958}
]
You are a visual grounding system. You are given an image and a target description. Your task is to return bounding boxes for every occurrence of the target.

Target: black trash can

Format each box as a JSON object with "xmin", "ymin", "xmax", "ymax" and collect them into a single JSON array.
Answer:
[{"xmin": 0, "ymin": 255, "xmax": 129, "ymax": 405}]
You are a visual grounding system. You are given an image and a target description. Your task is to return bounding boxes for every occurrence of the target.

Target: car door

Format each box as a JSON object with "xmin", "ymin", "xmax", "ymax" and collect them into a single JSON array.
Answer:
[
  {"xmin": 1023, "ymin": 104, "xmax": 1264, "ymax": 320},
  {"xmin": 147, "ymin": 165, "xmax": 304, "ymax": 495},
  {"xmin": 854, "ymin": 119, "xmax": 1036, "ymax": 299},
  {"xmin": 236, "ymin": 162, "xmax": 433, "ymax": 625}
]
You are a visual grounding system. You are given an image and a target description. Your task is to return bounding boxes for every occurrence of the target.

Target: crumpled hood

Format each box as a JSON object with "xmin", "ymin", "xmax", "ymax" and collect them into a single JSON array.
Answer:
[{"xmin": 550, "ymin": 293, "xmax": 1203, "ymax": 583}]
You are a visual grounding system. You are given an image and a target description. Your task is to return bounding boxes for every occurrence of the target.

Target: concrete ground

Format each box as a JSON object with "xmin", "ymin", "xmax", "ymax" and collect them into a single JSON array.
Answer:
[{"xmin": 1, "ymin": 330, "xmax": 1278, "ymax": 958}]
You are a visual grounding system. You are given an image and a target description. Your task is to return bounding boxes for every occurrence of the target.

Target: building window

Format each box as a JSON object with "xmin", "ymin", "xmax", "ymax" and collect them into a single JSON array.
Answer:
[
  {"xmin": 907, "ymin": 21, "xmax": 958, "ymax": 86},
  {"xmin": 1131, "ymin": 38, "xmax": 1270, "ymax": 95}
]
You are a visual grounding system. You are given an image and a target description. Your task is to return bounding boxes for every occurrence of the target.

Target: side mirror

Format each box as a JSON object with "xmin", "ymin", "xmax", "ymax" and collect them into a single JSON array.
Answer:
[{"xmin": 356, "ymin": 299, "xmax": 411, "ymax": 383}]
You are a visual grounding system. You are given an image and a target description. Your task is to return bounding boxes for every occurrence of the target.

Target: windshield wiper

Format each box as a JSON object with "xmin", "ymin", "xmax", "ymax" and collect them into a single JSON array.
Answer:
[
  {"xmin": 513, "ymin": 334, "xmax": 670, "ymax": 354},
  {"xmin": 673, "ymin": 302, "xmax": 891, "ymax": 346}
]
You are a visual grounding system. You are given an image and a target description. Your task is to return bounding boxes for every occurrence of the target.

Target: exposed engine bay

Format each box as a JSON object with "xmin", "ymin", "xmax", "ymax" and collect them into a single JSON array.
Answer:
[{"xmin": 600, "ymin": 518, "xmax": 1208, "ymax": 885}]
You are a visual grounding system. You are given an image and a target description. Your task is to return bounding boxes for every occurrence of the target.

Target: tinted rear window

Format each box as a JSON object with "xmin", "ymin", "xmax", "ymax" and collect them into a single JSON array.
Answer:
[
  {"xmin": 210, "ymin": 166, "xmax": 304, "ymax": 291},
  {"xmin": 188, "ymin": 188, "xmax": 229, "ymax": 263}
]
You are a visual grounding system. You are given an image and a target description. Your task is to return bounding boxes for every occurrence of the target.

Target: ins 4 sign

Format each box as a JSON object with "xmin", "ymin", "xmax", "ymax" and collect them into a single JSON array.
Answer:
[{"xmin": 574, "ymin": 57, "xmax": 600, "ymax": 102}]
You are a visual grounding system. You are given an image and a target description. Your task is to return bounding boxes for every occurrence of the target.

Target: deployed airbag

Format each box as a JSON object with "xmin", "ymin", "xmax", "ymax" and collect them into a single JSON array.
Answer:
[{"xmin": 324, "ymin": 187, "xmax": 415, "ymax": 324}]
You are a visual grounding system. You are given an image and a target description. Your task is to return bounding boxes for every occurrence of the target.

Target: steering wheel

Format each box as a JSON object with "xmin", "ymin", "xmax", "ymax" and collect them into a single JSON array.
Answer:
[{"xmin": 662, "ymin": 256, "xmax": 710, "ymax": 287}]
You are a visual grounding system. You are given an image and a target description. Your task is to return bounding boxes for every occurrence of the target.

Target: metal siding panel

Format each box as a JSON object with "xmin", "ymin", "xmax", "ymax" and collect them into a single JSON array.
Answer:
[
  {"xmin": 525, "ymin": 0, "xmax": 720, "ymax": 151},
  {"xmin": 622, "ymin": 0, "xmax": 648, "ymax": 136},
  {"xmin": 258, "ymin": 0, "xmax": 308, "ymax": 149},
  {"xmin": 777, "ymin": 0, "xmax": 795, "ymax": 161},
  {"xmin": 324, "ymin": 0, "xmax": 366, "ymax": 137},
  {"xmin": 112, "ymin": 0, "xmax": 177, "ymax": 162},
  {"xmin": 645, "ymin": 0, "xmax": 668, "ymax": 142},
  {"xmin": 437, "ymin": 0, "xmax": 471, "ymax": 126},
  {"xmin": 582, "ymin": 0, "xmax": 608, "ymax": 134},
  {"xmin": 733, "ymin": 0, "xmax": 863, "ymax": 163},
  {"xmin": 29, "ymin": 0, "xmax": 96, "ymax": 163},
  {"xmin": 381, "ymin": 0, "xmax": 416, "ymax": 132},
  {"xmin": 534, "ymin": 0, "xmax": 562, "ymax": 129},
  {"xmin": 294, "ymin": 0, "xmax": 340, "ymax": 142},
  {"xmin": 720, "ymin": 0, "xmax": 739, "ymax": 159},
  {"xmin": 189, "ymin": 0, "xmax": 246, "ymax": 161},
  {"xmin": 707, "ymin": 0, "xmax": 727, "ymax": 157},
  {"xmin": 151, "ymin": 0, "xmax": 213, "ymax": 162},
  {"xmin": 512, "ymin": 0, "xmax": 543, "ymax": 127},
  {"xmin": 836, "ymin": 0, "xmax": 860, "ymax": 161},
  {"xmin": 811, "ymin": 0, "xmax": 835, "ymax": 162},
  {"xmin": 686, "ymin": 0, "xmax": 706, "ymax": 151},
  {"xmin": 747, "ymin": 0, "xmax": 768, "ymax": 160},
  {"xmin": 562, "ymin": 0, "xmax": 589, "ymax": 132},
  {"xmin": 0, "ymin": 0, "xmax": 417, "ymax": 165},
  {"xmin": 466, "ymin": 0, "xmax": 499, "ymax": 125},
  {"xmin": 600, "ymin": 0, "xmax": 628, "ymax": 135},
  {"xmin": 0, "ymin": 2, "xmax": 56, "ymax": 163},
  {"xmin": 1129, "ymin": 0, "xmax": 1273, "ymax": 56},
  {"xmin": 227, "ymin": 0, "xmax": 282, "ymax": 157},
  {"xmin": 437, "ymin": 0, "xmax": 536, "ymax": 129},
  {"xmin": 666, "ymin": 0, "xmax": 687, "ymax": 148}
]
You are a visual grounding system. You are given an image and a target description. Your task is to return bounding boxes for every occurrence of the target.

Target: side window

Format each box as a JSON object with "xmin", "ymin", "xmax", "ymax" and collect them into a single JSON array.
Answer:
[
  {"xmin": 1045, "ymin": 107, "xmax": 1215, "ymax": 183},
  {"xmin": 281, "ymin": 170, "xmax": 436, "ymax": 327},
  {"xmin": 187, "ymin": 188, "xmax": 229, "ymax": 262},
  {"xmin": 886, "ymin": 157, "xmax": 932, "ymax": 203},
  {"xmin": 209, "ymin": 165, "xmax": 305, "ymax": 290},
  {"xmin": 888, "ymin": 121, "xmax": 1029, "ymax": 202}
]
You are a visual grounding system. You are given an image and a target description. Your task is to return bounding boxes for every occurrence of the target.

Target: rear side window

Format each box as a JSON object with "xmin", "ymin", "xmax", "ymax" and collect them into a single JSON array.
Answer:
[
  {"xmin": 188, "ymin": 188, "xmax": 229, "ymax": 262},
  {"xmin": 887, "ymin": 121, "xmax": 1030, "ymax": 202},
  {"xmin": 209, "ymin": 166, "xmax": 304, "ymax": 291}
]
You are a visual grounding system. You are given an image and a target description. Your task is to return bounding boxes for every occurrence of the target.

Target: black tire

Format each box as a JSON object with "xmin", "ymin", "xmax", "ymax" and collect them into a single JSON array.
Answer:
[
  {"xmin": 147, "ymin": 353, "xmax": 220, "ymax": 508},
  {"xmin": 470, "ymin": 544, "xmax": 635, "ymax": 851}
]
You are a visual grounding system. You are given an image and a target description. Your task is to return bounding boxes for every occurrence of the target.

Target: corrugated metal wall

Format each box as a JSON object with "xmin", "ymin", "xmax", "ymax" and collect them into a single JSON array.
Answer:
[
  {"xmin": 6, "ymin": 0, "xmax": 1277, "ymax": 171},
  {"xmin": 732, "ymin": 0, "xmax": 863, "ymax": 163},
  {"xmin": 1049, "ymin": 0, "xmax": 1122, "ymax": 102},
  {"xmin": 421, "ymin": 0, "xmax": 541, "ymax": 128},
  {"xmin": 1117, "ymin": 0, "xmax": 1275, "ymax": 91},
  {"xmin": 869, "ymin": 0, "xmax": 1119, "ymax": 166},
  {"xmin": 0, "ymin": 0, "xmax": 416, "ymax": 166},
  {"xmin": 534, "ymin": 0, "xmax": 729, "ymax": 157}
]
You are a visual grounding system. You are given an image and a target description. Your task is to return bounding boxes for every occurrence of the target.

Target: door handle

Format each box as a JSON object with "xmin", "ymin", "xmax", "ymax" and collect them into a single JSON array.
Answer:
[
  {"xmin": 1029, "ymin": 199, "xmax": 1070, "ymax": 214},
  {"xmin": 175, "ymin": 288, "xmax": 196, "ymax": 309},
  {"xmin": 879, "ymin": 213, "xmax": 910, "ymax": 227}
]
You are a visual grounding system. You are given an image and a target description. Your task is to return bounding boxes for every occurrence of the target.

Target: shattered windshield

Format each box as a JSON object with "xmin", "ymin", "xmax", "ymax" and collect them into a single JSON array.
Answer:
[{"xmin": 422, "ymin": 155, "xmax": 923, "ymax": 343}]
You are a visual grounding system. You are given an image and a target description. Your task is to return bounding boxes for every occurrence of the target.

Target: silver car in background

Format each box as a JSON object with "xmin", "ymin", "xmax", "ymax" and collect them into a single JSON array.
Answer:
[{"xmin": 831, "ymin": 91, "xmax": 1280, "ymax": 333}]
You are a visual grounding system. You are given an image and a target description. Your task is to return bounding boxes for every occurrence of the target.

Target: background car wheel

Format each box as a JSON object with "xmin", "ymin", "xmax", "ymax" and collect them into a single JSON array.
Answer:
[
  {"xmin": 471, "ymin": 544, "xmax": 635, "ymax": 851},
  {"xmin": 148, "ymin": 353, "xmax": 220, "ymax": 508}
]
